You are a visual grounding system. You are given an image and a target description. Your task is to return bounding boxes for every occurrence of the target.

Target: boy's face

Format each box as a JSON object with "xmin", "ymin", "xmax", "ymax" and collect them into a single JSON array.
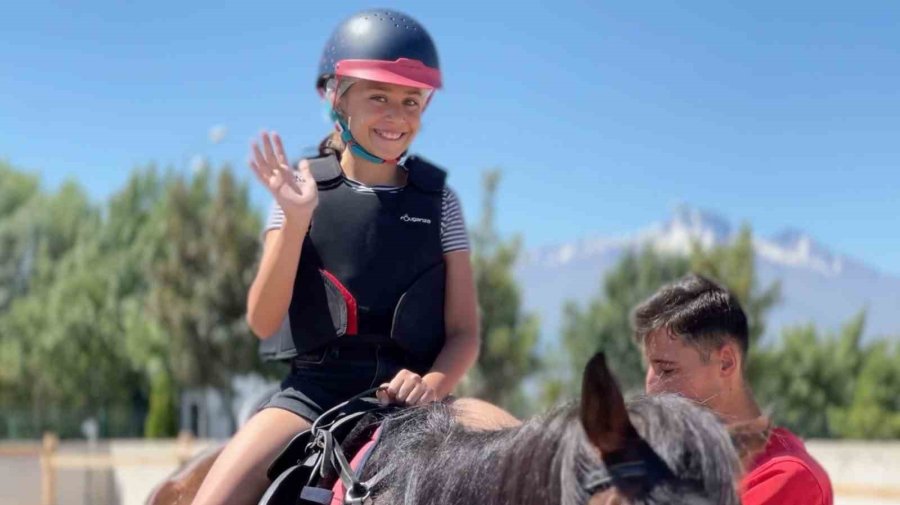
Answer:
[{"xmin": 643, "ymin": 327, "xmax": 726, "ymax": 412}]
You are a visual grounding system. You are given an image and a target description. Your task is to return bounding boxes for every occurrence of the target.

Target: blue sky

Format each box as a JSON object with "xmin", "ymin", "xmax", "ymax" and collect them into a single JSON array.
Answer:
[{"xmin": 2, "ymin": 0, "xmax": 899, "ymax": 275}]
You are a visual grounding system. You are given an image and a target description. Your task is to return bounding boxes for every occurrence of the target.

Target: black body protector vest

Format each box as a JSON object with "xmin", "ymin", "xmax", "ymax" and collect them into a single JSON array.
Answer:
[{"xmin": 259, "ymin": 154, "xmax": 447, "ymax": 371}]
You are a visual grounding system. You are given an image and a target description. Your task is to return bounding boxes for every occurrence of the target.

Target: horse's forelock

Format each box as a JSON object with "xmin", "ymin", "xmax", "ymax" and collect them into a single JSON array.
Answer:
[{"xmin": 620, "ymin": 395, "xmax": 741, "ymax": 505}]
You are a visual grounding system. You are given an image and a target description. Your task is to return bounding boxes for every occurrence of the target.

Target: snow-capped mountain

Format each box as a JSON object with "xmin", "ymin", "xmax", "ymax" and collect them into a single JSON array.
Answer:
[
  {"xmin": 755, "ymin": 228, "xmax": 845, "ymax": 277},
  {"xmin": 517, "ymin": 205, "xmax": 900, "ymax": 344}
]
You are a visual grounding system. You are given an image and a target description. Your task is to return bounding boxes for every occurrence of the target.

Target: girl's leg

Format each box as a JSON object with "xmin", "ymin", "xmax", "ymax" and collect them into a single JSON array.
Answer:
[
  {"xmin": 451, "ymin": 397, "xmax": 521, "ymax": 430},
  {"xmin": 191, "ymin": 408, "xmax": 311, "ymax": 505}
]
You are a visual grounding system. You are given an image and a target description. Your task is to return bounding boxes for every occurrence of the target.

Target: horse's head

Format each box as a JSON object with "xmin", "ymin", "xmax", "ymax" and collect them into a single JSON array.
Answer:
[
  {"xmin": 578, "ymin": 353, "xmax": 740, "ymax": 504},
  {"xmin": 359, "ymin": 351, "xmax": 740, "ymax": 505}
]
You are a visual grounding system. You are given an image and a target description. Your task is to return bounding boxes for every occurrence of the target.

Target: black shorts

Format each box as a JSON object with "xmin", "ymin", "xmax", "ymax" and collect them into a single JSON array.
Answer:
[{"xmin": 260, "ymin": 343, "xmax": 409, "ymax": 422}]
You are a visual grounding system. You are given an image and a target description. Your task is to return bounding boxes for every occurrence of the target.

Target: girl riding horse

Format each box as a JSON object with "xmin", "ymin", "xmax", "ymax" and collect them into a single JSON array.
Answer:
[{"xmin": 191, "ymin": 9, "xmax": 513, "ymax": 505}]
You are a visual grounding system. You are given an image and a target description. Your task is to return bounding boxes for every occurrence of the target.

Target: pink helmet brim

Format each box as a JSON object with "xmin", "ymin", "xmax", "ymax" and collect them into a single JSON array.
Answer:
[{"xmin": 335, "ymin": 58, "xmax": 442, "ymax": 90}]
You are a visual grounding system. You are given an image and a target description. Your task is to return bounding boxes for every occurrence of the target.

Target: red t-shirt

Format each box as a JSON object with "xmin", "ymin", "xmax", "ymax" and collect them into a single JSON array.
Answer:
[{"xmin": 741, "ymin": 427, "xmax": 833, "ymax": 505}]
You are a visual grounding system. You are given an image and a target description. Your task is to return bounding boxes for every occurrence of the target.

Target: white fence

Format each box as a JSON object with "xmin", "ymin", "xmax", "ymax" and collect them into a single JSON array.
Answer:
[{"xmin": 1, "ymin": 437, "xmax": 898, "ymax": 505}]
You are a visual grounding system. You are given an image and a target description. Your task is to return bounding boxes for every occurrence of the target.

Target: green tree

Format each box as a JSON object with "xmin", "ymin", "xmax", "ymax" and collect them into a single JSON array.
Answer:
[
  {"xmin": 145, "ymin": 164, "xmax": 264, "ymax": 429},
  {"xmin": 464, "ymin": 170, "xmax": 541, "ymax": 414},
  {"xmin": 144, "ymin": 368, "xmax": 179, "ymax": 438},
  {"xmin": 102, "ymin": 167, "xmax": 170, "ymax": 376},
  {"xmin": 831, "ymin": 339, "xmax": 900, "ymax": 439},
  {"xmin": 0, "ymin": 161, "xmax": 266, "ymax": 437},
  {"xmin": 0, "ymin": 161, "xmax": 41, "ymax": 311},
  {"xmin": 0, "ymin": 173, "xmax": 148, "ymax": 436},
  {"xmin": 753, "ymin": 313, "xmax": 867, "ymax": 438}
]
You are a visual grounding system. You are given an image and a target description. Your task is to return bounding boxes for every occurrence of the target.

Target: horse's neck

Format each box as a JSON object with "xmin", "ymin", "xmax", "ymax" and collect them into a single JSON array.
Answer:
[
  {"xmin": 366, "ymin": 405, "xmax": 587, "ymax": 505},
  {"xmin": 433, "ymin": 415, "xmax": 582, "ymax": 504}
]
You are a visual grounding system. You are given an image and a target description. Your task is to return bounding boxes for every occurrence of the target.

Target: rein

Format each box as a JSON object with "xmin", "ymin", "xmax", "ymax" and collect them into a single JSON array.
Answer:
[{"xmin": 308, "ymin": 386, "xmax": 391, "ymax": 504}]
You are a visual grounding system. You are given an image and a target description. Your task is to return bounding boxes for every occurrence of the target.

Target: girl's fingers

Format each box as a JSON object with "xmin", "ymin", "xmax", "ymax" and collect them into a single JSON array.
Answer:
[
  {"xmin": 252, "ymin": 142, "xmax": 268, "ymax": 172},
  {"xmin": 376, "ymin": 388, "xmax": 390, "ymax": 406},
  {"xmin": 405, "ymin": 384, "xmax": 426, "ymax": 406},
  {"xmin": 396, "ymin": 377, "xmax": 421, "ymax": 402},
  {"xmin": 273, "ymin": 133, "xmax": 289, "ymax": 166},
  {"xmin": 283, "ymin": 162, "xmax": 305, "ymax": 194},
  {"xmin": 375, "ymin": 381, "xmax": 397, "ymax": 405},
  {"xmin": 249, "ymin": 159, "xmax": 267, "ymax": 185},
  {"xmin": 386, "ymin": 374, "xmax": 405, "ymax": 399},
  {"xmin": 269, "ymin": 166, "xmax": 284, "ymax": 189},
  {"xmin": 262, "ymin": 132, "xmax": 279, "ymax": 167},
  {"xmin": 295, "ymin": 159, "xmax": 316, "ymax": 192},
  {"xmin": 420, "ymin": 389, "xmax": 436, "ymax": 404},
  {"xmin": 250, "ymin": 156, "xmax": 281, "ymax": 193}
]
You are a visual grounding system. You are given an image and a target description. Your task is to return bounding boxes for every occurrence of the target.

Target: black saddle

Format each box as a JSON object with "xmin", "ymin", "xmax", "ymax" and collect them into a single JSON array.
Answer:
[{"xmin": 260, "ymin": 388, "xmax": 397, "ymax": 505}]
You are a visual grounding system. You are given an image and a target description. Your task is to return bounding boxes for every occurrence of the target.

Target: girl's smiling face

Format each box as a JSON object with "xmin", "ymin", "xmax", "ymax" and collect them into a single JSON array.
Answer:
[{"xmin": 337, "ymin": 79, "xmax": 427, "ymax": 161}]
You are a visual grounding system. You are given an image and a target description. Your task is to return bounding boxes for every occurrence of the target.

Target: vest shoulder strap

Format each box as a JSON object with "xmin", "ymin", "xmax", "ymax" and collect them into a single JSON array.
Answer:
[
  {"xmin": 404, "ymin": 155, "xmax": 447, "ymax": 194},
  {"xmin": 304, "ymin": 155, "xmax": 343, "ymax": 185}
]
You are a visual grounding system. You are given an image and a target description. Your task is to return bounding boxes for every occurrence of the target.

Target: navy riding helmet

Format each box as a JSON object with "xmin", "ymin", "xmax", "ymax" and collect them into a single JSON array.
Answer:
[
  {"xmin": 316, "ymin": 9, "xmax": 442, "ymax": 164},
  {"xmin": 316, "ymin": 9, "xmax": 442, "ymax": 94}
]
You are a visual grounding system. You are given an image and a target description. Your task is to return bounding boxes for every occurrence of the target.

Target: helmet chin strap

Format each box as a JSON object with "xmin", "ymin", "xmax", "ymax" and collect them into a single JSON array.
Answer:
[{"xmin": 330, "ymin": 108, "xmax": 401, "ymax": 165}]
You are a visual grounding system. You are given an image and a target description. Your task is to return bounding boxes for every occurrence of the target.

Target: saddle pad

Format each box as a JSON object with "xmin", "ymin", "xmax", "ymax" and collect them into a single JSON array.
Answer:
[{"xmin": 330, "ymin": 425, "xmax": 385, "ymax": 504}]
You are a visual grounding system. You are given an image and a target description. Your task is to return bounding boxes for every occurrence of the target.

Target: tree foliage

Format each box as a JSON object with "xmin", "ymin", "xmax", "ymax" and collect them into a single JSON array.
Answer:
[
  {"xmin": 2, "ymin": 158, "xmax": 897, "ymax": 440},
  {"xmin": 464, "ymin": 170, "xmax": 541, "ymax": 414},
  {"xmin": 0, "ymin": 161, "xmax": 264, "ymax": 437}
]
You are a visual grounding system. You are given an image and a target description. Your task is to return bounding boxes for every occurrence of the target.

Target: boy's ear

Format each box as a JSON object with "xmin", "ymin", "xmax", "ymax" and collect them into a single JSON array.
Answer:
[{"xmin": 716, "ymin": 342, "xmax": 739, "ymax": 378}]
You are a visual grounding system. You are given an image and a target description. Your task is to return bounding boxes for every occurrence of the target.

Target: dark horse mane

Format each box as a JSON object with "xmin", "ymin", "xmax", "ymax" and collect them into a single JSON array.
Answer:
[{"xmin": 361, "ymin": 394, "xmax": 740, "ymax": 505}]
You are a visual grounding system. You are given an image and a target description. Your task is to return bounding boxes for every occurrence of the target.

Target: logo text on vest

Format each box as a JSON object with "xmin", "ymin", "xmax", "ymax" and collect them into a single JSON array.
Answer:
[{"xmin": 400, "ymin": 214, "xmax": 432, "ymax": 224}]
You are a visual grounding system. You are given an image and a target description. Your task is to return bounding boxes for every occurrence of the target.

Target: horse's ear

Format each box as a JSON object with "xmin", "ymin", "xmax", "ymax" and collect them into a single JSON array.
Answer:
[{"xmin": 580, "ymin": 352, "xmax": 636, "ymax": 454}]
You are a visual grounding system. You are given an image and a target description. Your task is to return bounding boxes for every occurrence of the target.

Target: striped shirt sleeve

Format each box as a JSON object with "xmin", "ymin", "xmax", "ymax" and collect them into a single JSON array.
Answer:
[
  {"xmin": 262, "ymin": 202, "xmax": 285, "ymax": 239},
  {"xmin": 441, "ymin": 187, "xmax": 470, "ymax": 254}
]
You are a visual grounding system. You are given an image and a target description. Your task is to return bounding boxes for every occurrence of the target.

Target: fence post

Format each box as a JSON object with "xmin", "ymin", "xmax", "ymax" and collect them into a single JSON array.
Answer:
[
  {"xmin": 41, "ymin": 432, "xmax": 58, "ymax": 505},
  {"xmin": 176, "ymin": 430, "xmax": 194, "ymax": 466}
]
